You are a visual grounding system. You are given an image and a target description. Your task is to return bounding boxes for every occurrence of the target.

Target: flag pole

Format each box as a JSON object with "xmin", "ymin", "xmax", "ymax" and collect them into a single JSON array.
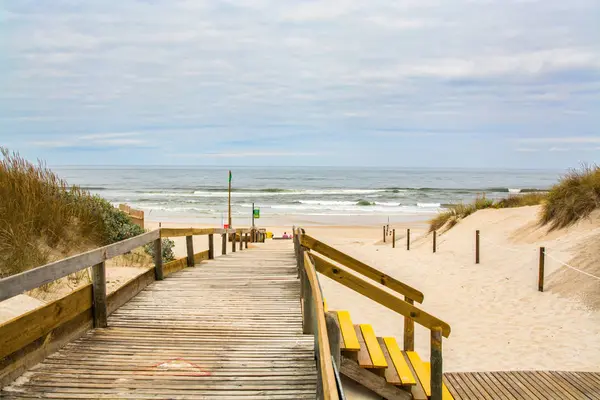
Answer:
[{"xmin": 228, "ymin": 170, "xmax": 232, "ymax": 228}]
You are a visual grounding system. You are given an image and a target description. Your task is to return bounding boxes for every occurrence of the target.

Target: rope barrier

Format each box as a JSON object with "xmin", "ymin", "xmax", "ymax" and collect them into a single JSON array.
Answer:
[{"xmin": 543, "ymin": 250, "xmax": 600, "ymax": 281}]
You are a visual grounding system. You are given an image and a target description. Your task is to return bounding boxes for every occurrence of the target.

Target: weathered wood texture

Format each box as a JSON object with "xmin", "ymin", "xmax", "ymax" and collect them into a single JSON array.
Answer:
[
  {"xmin": 300, "ymin": 234, "xmax": 424, "ymax": 303},
  {"xmin": 311, "ymin": 253, "xmax": 451, "ymax": 337},
  {"xmin": 341, "ymin": 356, "xmax": 412, "ymax": 400},
  {"xmin": 2, "ymin": 241, "xmax": 317, "ymax": 398},
  {"xmin": 444, "ymin": 371, "xmax": 600, "ymax": 400},
  {"xmin": 0, "ymin": 230, "xmax": 160, "ymax": 302}
]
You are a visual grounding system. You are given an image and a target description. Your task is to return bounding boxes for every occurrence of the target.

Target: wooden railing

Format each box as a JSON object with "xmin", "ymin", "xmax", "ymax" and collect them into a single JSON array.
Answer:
[
  {"xmin": 295, "ymin": 227, "xmax": 451, "ymax": 400},
  {"xmin": 293, "ymin": 228, "xmax": 342, "ymax": 399},
  {"xmin": 0, "ymin": 226, "xmax": 256, "ymax": 386}
]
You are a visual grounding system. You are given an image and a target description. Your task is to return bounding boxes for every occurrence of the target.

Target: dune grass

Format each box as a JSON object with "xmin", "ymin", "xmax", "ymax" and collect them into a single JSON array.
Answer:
[
  {"xmin": 541, "ymin": 164, "xmax": 600, "ymax": 230},
  {"xmin": 428, "ymin": 192, "xmax": 547, "ymax": 232},
  {"xmin": 0, "ymin": 148, "xmax": 173, "ymax": 280}
]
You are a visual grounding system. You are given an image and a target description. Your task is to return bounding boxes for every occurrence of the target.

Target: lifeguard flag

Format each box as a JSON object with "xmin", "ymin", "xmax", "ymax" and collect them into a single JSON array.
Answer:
[{"xmin": 229, "ymin": 170, "xmax": 232, "ymax": 183}]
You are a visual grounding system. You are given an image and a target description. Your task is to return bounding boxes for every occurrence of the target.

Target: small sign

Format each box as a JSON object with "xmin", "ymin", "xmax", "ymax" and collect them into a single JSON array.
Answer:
[{"xmin": 253, "ymin": 209, "xmax": 260, "ymax": 219}]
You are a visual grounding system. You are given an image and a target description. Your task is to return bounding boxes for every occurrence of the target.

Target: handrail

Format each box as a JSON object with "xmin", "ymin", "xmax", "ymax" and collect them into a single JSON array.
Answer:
[
  {"xmin": 0, "ymin": 230, "xmax": 160, "ymax": 302},
  {"xmin": 296, "ymin": 227, "xmax": 449, "ymax": 400},
  {"xmin": 303, "ymin": 252, "xmax": 340, "ymax": 399},
  {"xmin": 310, "ymin": 253, "xmax": 450, "ymax": 336},
  {"xmin": 300, "ymin": 234, "xmax": 424, "ymax": 303}
]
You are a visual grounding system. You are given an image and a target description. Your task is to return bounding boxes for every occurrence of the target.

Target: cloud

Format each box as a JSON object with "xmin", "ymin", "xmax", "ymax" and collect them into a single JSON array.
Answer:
[
  {"xmin": 174, "ymin": 151, "xmax": 325, "ymax": 158},
  {"xmin": 515, "ymin": 148, "xmax": 540, "ymax": 152},
  {"xmin": 517, "ymin": 137, "xmax": 600, "ymax": 144},
  {"xmin": 30, "ymin": 132, "xmax": 149, "ymax": 149},
  {"xmin": 549, "ymin": 147, "xmax": 570, "ymax": 152}
]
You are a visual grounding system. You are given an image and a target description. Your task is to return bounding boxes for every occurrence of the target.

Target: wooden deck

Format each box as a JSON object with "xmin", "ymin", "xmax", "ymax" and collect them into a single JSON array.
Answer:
[
  {"xmin": 2, "ymin": 242, "xmax": 317, "ymax": 399},
  {"xmin": 445, "ymin": 371, "xmax": 600, "ymax": 400}
]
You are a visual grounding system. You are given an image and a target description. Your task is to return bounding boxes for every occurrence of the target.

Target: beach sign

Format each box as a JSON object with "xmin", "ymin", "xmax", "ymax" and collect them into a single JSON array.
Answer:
[{"xmin": 253, "ymin": 208, "xmax": 260, "ymax": 219}]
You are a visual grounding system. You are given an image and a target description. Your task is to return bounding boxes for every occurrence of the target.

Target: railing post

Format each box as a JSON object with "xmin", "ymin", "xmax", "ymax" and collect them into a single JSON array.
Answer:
[
  {"xmin": 383, "ymin": 226, "xmax": 386, "ymax": 243},
  {"xmin": 154, "ymin": 238, "xmax": 163, "ymax": 281},
  {"xmin": 430, "ymin": 326, "xmax": 443, "ymax": 400},
  {"xmin": 325, "ymin": 311, "xmax": 341, "ymax": 369},
  {"xmin": 208, "ymin": 234, "xmax": 214, "ymax": 260},
  {"xmin": 245, "ymin": 233, "xmax": 249, "ymax": 249},
  {"xmin": 433, "ymin": 230, "xmax": 437, "ymax": 253},
  {"xmin": 221, "ymin": 233, "xmax": 227, "ymax": 255},
  {"xmin": 232, "ymin": 232, "xmax": 236, "ymax": 252},
  {"xmin": 538, "ymin": 247, "xmax": 545, "ymax": 292},
  {"xmin": 475, "ymin": 230, "xmax": 480, "ymax": 264},
  {"xmin": 407, "ymin": 228, "xmax": 410, "ymax": 251},
  {"xmin": 403, "ymin": 296, "xmax": 415, "ymax": 351},
  {"xmin": 92, "ymin": 261, "xmax": 108, "ymax": 328},
  {"xmin": 186, "ymin": 235, "xmax": 194, "ymax": 267},
  {"xmin": 392, "ymin": 229, "xmax": 396, "ymax": 248},
  {"xmin": 300, "ymin": 249, "xmax": 315, "ymax": 335}
]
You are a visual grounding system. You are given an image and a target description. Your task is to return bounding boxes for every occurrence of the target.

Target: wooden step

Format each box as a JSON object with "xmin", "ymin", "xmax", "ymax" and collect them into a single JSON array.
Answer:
[
  {"xmin": 377, "ymin": 337, "xmax": 401, "ymax": 385},
  {"xmin": 381, "ymin": 337, "xmax": 416, "ymax": 386},
  {"xmin": 406, "ymin": 351, "xmax": 431, "ymax": 397},
  {"xmin": 355, "ymin": 324, "xmax": 387, "ymax": 369},
  {"xmin": 335, "ymin": 311, "xmax": 360, "ymax": 352},
  {"xmin": 423, "ymin": 362, "xmax": 454, "ymax": 400}
]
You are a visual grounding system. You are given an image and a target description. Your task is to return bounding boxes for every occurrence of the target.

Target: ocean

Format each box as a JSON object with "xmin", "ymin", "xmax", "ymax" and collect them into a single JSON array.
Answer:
[{"xmin": 53, "ymin": 166, "xmax": 560, "ymax": 226}]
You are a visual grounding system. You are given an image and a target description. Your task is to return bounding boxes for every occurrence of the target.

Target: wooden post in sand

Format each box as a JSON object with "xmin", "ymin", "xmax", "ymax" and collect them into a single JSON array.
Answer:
[
  {"xmin": 433, "ymin": 230, "xmax": 437, "ymax": 253},
  {"xmin": 538, "ymin": 247, "xmax": 545, "ymax": 292},
  {"xmin": 392, "ymin": 229, "xmax": 396, "ymax": 248},
  {"xmin": 475, "ymin": 230, "xmax": 480, "ymax": 264},
  {"xmin": 406, "ymin": 229, "xmax": 410, "ymax": 251},
  {"xmin": 383, "ymin": 226, "xmax": 386, "ymax": 243},
  {"xmin": 221, "ymin": 233, "xmax": 227, "ymax": 255}
]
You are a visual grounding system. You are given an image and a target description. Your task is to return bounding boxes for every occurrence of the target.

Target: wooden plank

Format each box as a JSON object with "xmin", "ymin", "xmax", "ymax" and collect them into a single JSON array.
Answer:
[
  {"xmin": 312, "ymin": 254, "xmax": 451, "ymax": 337},
  {"xmin": 340, "ymin": 356, "xmax": 412, "ymax": 400},
  {"xmin": 192, "ymin": 228, "xmax": 215, "ymax": 235},
  {"xmin": 377, "ymin": 337, "xmax": 402, "ymax": 385},
  {"xmin": 163, "ymin": 257, "xmax": 187, "ymax": 277},
  {"xmin": 106, "ymin": 268, "xmax": 155, "ymax": 316},
  {"xmin": 0, "ymin": 230, "xmax": 159, "ymax": 302},
  {"xmin": 194, "ymin": 250, "xmax": 209, "ymax": 264},
  {"xmin": 354, "ymin": 324, "xmax": 373, "ymax": 368},
  {"xmin": 300, "ymin": 234, "xmax": 424, "ymax": 303},
  {"xmin": 336, "ymin": 311, "xmax": 360, "ymax": 351},
  {"xmin": 91, "ymin": 262, "xmax": 107, "ymax": 328},
  {"xmin": 406, "ymin": 351, "xmax": 431, "ymax": 397},
  {"xmin": 0, "ymin": 285, "xmax": 92, "ymax": 359},
  {"xmin": 302, "ymin": 252, "xmax": 339, "ymax": 399},
  {"xmin": 160, "ymin": 228, "xmax": 193, "ymax": 237},
  {"xmin": 382, "ymin": 337, "xmax": 416, "ymax": 386},
  {"xmin": 208, "ymin": 234, "xmax": 214, "ymax": 259},
  {"xmin": 359, "ymin": 324, "xmax": 387, "ymax": 368}
]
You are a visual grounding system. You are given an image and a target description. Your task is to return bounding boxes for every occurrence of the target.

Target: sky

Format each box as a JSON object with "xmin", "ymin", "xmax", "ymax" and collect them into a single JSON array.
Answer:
[{"xmin": 1, "ymin": 0, "xmax": 599, "ymax": 168}]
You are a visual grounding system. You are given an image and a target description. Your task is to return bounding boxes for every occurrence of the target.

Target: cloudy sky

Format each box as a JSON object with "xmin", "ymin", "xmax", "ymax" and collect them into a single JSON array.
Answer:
[{"xmin": 1, "ymin": 0, "xmax": 598, "ymax": 168}]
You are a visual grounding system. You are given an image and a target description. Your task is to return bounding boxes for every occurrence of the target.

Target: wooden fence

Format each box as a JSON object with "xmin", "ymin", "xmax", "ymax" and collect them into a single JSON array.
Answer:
[
  {"xmin": 118, "ymin": 204, "xmax": 144, "ymax": 228},
  {"xmin": 0, "ymin": 226, "xmax": 253, "ymax": 386}
]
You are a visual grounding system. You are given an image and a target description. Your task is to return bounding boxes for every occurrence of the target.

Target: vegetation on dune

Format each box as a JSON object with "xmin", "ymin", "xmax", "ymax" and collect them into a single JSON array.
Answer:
[
  {"xmin": 0, "ymin": 148, "xmax": 174, "ymax": 279},
  {"xmin": 430, "ymin": 165, "xmax": 600, "ymax": 232},
  {"xmin": 541, "ymin": 164, "xmax": 600, "ymax": 230},
  {"xmin": 428, "ymin": 193, "xmax": 547, "ymax": 232}
]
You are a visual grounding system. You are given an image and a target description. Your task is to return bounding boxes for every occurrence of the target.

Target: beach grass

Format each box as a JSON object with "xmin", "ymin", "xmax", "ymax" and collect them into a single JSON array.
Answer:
[
  {"xmin": 0, "ymin": 148, "xmax": 169, "ymax": 279},
  {"xmin": 429, "ymin": 192, "xmax": 547, "ymax": 232},
  {"xmin": 541, "ymin": 164, "xmax": 600, "ymax": 230}
]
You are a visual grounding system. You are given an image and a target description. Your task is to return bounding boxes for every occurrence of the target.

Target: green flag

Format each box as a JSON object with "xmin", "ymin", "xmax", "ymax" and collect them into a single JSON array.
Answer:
[{"xmin": 229, "ymin": 170, "xmax": 232, "ymax": 183}]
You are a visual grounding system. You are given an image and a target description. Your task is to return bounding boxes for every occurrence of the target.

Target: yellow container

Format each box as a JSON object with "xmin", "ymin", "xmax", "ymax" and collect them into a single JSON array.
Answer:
[{"xmin": 266, "ymin": 232, "xmax": 273, "ymax": 239}]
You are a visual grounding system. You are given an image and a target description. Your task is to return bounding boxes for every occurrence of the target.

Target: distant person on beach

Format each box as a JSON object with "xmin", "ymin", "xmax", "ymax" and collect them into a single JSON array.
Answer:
[{"xmin": 282, "ymin": 232, "xmax": 289, "ymax": 239}]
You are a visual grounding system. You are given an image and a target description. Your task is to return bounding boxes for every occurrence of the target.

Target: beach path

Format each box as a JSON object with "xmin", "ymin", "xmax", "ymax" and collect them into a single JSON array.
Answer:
[{"xmin": 2, "ymin": 240, "xmax": 317, "ymax": 398}]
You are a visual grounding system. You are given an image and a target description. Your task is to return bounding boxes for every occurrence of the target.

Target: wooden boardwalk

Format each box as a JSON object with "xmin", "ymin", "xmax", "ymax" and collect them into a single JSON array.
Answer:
[
  {"xmin": 445, "ymin": 371, "xmax": 600, "ymax": 400},
  {"xmin": 2, "ymin": 242, "xmax": 317, "ymax": 399}
]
